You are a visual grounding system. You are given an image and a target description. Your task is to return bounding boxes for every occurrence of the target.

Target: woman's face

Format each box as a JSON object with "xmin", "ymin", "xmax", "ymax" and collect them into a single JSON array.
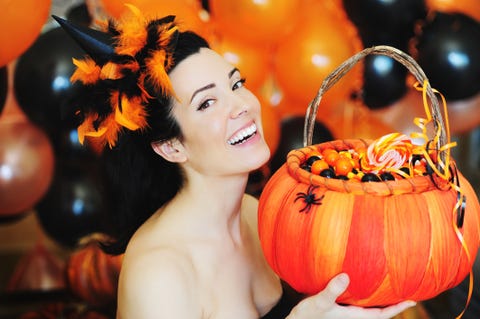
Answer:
[{"xmin": 168, "ymin": 48, "xmax": 270, "ymax": 177}]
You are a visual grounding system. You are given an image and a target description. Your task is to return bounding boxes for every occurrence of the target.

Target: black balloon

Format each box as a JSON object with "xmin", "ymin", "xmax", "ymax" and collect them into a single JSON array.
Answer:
[
  {"xmin": 66, "ymin": 3, "xmax": 92, "ymax": 27},
  {"xmin": 13, "ymin": 27, "xmax": 100, "ymax": 161},
  {"xmin": 342, "ymin": 0, "xmax": 427, "ymax": 45},
  {"xmin": 342, "ymin": 0, "xmax": 425, "ymax": 109},
  {"xmin": 13, "ymin": 27, "xmax": 84, "ymax": 145},
  {"xmin": 35, "ymin": 162, "xmax": 107, "ymax": 248},
  {"xmin": 415, "ymin": 12, "xmax": 480, "ymax": 101},
  {"xmin": 362, "ymin": 54, "xmax": 408, "ymax": 109},
  {"xmin": 0, "ymin": 67, "xmax": 7, "ymax": 115},
  {"xmin": 201, "ymin": 0, "xmax": 210, "ymax": 12},
  {"xmin": 269, "ymin": 116, "xmax": 334, "ymax": 173}
]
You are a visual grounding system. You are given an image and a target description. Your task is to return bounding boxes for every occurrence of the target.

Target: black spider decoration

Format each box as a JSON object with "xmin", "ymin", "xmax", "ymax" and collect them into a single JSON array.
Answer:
[{"xmin": 294, "ymin": 185, "xmax": 324, "ymax": 213}]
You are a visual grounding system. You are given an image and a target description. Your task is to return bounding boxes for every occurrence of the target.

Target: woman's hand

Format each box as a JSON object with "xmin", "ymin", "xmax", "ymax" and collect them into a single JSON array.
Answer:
[{"xmin": 286, "ymin": 273, "xmax": 416, "ymax": 319}]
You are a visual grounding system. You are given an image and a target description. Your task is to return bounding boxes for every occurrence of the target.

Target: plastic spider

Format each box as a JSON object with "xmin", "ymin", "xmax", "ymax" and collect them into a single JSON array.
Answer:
[{"xmin": 294, "ymin": 185, "xmax": 324, "ymax": 213}]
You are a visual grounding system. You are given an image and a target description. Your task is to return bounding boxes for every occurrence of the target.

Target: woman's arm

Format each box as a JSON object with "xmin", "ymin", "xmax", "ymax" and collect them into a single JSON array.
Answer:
[{"xmin": 286, "ymin": 273, "xmax": 416, "ymax": 319}]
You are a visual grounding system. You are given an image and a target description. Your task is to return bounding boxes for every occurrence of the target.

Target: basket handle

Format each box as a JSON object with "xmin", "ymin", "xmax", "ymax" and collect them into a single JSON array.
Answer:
[{"xmin": 303, "ymin": 45, "xmax": 446, "ymax": 163}]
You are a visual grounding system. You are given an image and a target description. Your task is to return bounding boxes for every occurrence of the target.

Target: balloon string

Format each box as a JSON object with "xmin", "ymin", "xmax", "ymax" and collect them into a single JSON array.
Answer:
[
  {"xmin": 453, "ymin": 199, "xmax": 474, "ymax": 319},
  {"xmin": 410, "ymin": 81, "xmax": 456, "ymax": 181},
  {"xmin": 409, "ymin": 81, "xmax": 473, "ymax": 318},
  {"xmin": 451, "ymin": 164, "xmax": 473, "ymax": 319}
]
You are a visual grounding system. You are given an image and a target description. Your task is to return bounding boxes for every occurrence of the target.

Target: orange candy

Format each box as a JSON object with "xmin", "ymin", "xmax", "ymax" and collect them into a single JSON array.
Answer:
[
  {"xmin": 334, "ymin": 156, "xmax": 354, "ymax": 176},
  {"xmin": 311, "ymin": 159, "xmax": 329, "ymax": 175},
  {"xmin": 323, "ymin": 149, "xmax": 340, "ymax": 166}
]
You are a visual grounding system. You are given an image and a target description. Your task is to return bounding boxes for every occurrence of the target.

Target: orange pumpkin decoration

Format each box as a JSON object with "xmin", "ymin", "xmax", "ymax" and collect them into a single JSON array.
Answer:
[
  {"xmin": 66, "ymin": 236, "xmax": 123, "ymax": 307},
  {"xmin": 258, "ymin": 46, "xmax": 480, "ymax": 307}
]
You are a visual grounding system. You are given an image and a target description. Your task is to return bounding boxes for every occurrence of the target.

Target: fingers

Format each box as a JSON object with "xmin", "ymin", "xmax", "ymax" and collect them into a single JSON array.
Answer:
[
  {"xmin": 374, "ymin": 300, "xmax": 417, "ymax": 319},
  {"xmin": 288, "ymin": 273, "xmax": 416, "ymax": 319},
  {"xmin": 288, "ymin": 273, "xmax": 350, "ymax": 316},
  {"xmin": 309, "ymin": 273, "xmax": 350, "ymax": 312},
  {"xmin": 313, "ymin": 273, "xmax": 350, "ymax": 310},
  {"xmin": 316, "ymin": 274, "xmax": 416, "ymax": 319},
  {"xmin": 343, "ymin": 300, "xmax": 417, "ymax": 319}
]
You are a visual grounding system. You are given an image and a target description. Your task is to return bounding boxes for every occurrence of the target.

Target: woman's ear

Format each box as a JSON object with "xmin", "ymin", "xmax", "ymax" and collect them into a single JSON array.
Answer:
[{"xmin": 151, "ymin": 139, "xmax": 187, "ymax": 163}]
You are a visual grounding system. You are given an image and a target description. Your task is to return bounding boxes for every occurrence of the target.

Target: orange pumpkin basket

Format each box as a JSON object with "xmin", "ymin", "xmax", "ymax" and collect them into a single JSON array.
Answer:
[{"xmin": 258, "ymin": 46, "xmax": 480, "ymax": 309}]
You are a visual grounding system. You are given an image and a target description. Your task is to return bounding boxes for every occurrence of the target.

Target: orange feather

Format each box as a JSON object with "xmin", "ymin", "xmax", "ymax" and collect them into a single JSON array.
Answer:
[
  {"xmin": 77, "ymin": 112, "xmax": 121, "ymax": 149},
  {"xmin": 100, "ymin": 62, "xmax": 122, "ymax": 80},
  {"xmin": 113, "ymin": 94, "xmax": 148, "ymax": 131},
  {"xmin": 77, "ymin": 114, "xmax": 105, "ymax": 145},
  {"xmin": 101, "ymin": 114, "xmax": 122, "ymax": 148},
  {"xmin": 71, "ymin": 58, "xmax": 101, "ymax": 84},
  {"xmin": 115, "ymin": 5, "xmax": 147, "ymax": 56},
  {"xmin": 145, "ymin": 50, "xmax": 173, "ymax": 96}
]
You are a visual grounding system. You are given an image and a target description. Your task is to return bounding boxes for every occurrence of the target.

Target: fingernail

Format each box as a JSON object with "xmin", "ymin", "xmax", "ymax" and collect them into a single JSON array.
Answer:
[{"xmin": 337, "ymin": 273, "xmax": 350, "ymax": 286}]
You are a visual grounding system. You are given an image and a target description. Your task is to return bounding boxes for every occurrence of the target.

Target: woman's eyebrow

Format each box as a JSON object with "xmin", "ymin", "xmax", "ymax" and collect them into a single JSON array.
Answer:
[
  {"xmin": 190, "ymin": 83, "xmax": 215, "ymax": 103},
  {"xmin": 190, "ymin": 68, "xmax": 240, "ymax": 103},
  {"xmin": 228, "ymin": 67, "xmax": 239, "ymax": 78}
]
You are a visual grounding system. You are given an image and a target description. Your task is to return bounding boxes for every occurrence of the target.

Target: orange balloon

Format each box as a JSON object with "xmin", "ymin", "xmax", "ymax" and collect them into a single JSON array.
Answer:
[
  {"xmin": 0, "ymin": 0, "xmax": 51, "ymax": 67},
  {"xmin": 426, "ymin": 0, "xmax": 480, "ymax": 21},
  {"xmin": 259, "ymin": 98, "xmax": 281, "ymax": 155},
  {"xmin": 323, "ymin": 98, "xmax": 394, "ymax": 141},
  {"xmin": 0, "ymin": 119, "xmax": 55, "ymax": 216},
  {"xmin": 274, "ymin": 94, "xmax": 309, "ymax": 121},
  {"xmin": 100, "ymin": 0, "xmax": 212, "ymax": 38},
  {"xmin": 273, "ymin": 2, "xmax": 363, "ymax": 115},
  {"xmin": 209, "ymin": 0, "xmax": 302, "ymax": 45},
  {"xmin": 211, "ymin": 37, "xmax": 271, "ymax": 92}
]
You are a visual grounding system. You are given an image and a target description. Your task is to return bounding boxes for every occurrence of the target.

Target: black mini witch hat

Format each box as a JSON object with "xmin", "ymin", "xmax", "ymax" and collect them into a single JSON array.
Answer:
[{"xmin": 52, "ymin": 15, "xmax": 115, "ymax": 66}]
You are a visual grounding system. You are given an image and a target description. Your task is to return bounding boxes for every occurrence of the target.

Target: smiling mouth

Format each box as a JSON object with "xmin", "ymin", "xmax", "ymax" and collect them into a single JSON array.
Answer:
[{"xmin": 227, "ymin": 123, "xmax": 257, "ymax": 145}]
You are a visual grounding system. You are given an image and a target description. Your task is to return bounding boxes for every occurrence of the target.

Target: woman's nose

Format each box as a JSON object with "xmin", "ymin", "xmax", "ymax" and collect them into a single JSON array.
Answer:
[
  {"xmin": 231, "ymin": 107, "xmax": 247, "ymax": 119},
  {"xmin": 229, "ymin": 96, "xmax": 249, "ymax": 119}
]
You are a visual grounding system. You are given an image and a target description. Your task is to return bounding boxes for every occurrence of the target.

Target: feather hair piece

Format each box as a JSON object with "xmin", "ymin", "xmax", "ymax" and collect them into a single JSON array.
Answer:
[{"xmin": 62, "ymin": 4, "xmax": 180, "ymax": 149}]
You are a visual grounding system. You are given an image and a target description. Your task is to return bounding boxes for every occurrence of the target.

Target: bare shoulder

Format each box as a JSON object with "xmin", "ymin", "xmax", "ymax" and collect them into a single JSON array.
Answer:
[{"xmin": 118, "ymin": 247, "xmax": 202, "ymax": 319}]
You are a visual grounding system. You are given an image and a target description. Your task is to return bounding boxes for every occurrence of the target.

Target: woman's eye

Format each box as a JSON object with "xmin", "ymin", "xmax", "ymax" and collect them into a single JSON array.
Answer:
[
  {"xmin": 197, "ymin": 99, "xmax": 215, "ymax": 111},
  {"xmin": 232, "ymin": 78, "xmax": 246, "ymax": 90}
]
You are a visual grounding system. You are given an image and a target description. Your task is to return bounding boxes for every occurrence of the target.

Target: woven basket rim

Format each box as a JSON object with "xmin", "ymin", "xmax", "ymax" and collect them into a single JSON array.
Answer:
[{"xmin": 286, "ymin": 139, "xmax": 451, "ymax": 196}]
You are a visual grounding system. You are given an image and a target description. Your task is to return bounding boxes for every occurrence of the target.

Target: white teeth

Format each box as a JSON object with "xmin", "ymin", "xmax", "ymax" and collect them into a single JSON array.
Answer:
[{"xmin": 228, "ymin": 123, "xmax": 257, "ymax": 145}]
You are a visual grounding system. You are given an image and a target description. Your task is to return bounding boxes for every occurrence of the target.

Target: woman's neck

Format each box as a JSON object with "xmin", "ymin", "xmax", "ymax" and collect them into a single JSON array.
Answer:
[{"xmin": 165, "ymin": 172, "xmax": 250, "ymax": 245}]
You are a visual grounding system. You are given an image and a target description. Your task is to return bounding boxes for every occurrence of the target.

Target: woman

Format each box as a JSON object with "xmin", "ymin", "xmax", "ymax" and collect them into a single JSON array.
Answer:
[{"xmin": 55, "ymin": 7, "xmax": 415, "ymax": 318}]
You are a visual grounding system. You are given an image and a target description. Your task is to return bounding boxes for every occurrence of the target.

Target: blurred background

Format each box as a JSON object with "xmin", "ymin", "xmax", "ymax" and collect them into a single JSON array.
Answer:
[{"xmin": 0, "ymin": 0, "xmax": 479, "ymax": 318}]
